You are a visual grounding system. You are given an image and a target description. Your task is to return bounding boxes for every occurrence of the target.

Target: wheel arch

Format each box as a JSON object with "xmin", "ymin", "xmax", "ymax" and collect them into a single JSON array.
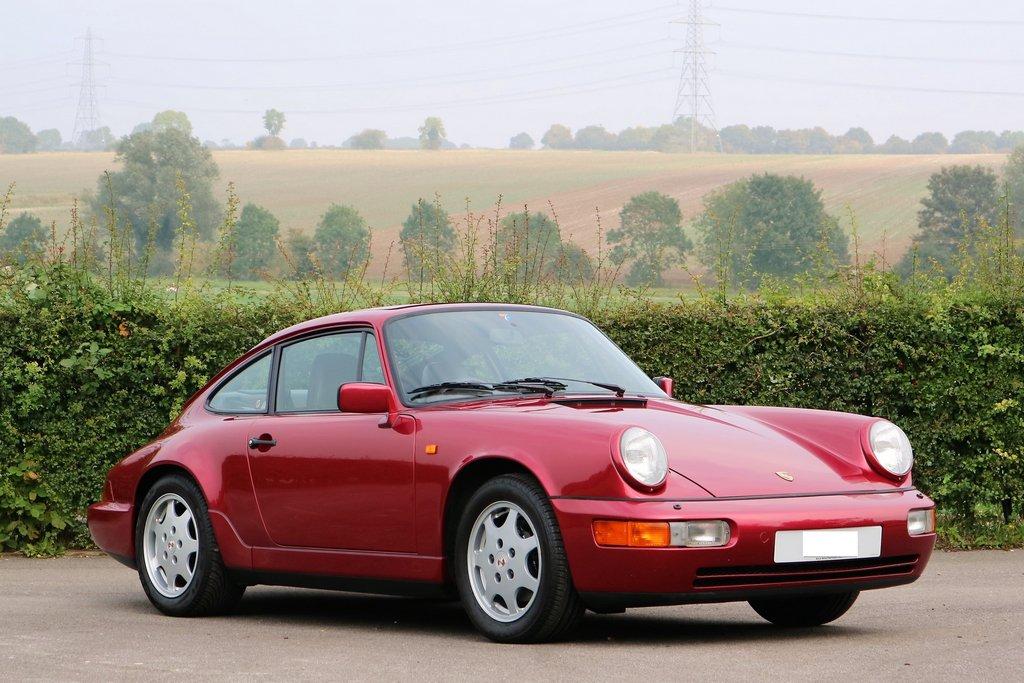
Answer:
[
  {"xmin": 131, "ymin": 461, "xmax": 252, "ymax": 570},
  {"xmin": 133, "ymin": 463, "xmax": 206, "ymax": 532},
  {"xmin": 442, "ymin": 456, "xmax": 545, "ymax": 583}
]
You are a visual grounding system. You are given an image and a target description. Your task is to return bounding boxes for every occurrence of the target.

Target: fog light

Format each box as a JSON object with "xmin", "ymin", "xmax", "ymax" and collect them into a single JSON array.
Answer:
[
  {"xmin": 670, "ymin": 520, "xmax": 731, "ymax": 547},
  {"xmin": 907, "ymin": 508, "xmax": 936, "ymax": 536}
]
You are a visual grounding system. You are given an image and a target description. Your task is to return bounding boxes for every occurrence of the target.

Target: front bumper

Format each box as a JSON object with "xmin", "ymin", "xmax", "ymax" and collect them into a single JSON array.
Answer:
[
  {"xmin": 553, "ymin": 489, "xmax": 935, "ymax": 609},
  {"xmin": 87, "ymin": 501, "xmax": 136, "ymax": 568}
]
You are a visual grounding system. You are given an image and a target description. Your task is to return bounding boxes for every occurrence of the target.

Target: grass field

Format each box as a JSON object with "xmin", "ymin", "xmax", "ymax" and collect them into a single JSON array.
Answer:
[{"xmin": 0, "ymin": 149, "xmax": 1006, "ymax": 282}]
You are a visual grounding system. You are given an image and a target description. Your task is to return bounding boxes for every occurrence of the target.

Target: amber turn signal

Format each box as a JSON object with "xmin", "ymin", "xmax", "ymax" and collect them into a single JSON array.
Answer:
[{"xmin": 593, "ymin": 520, "xmax": 671, "ymax": 547}]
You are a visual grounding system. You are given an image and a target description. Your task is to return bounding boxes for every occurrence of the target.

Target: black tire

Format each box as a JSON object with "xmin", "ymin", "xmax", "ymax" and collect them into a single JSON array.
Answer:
[
  {"xmin": 749, "ymin": 591, "xmax": 859, "ymax": 627},
  {"xmin": 454, "ymin": 473, "xmax": 585, "ymax": 643},
  {"xmin": 134, "ymin": 473, "xmax": 245, "ymax": 617}
]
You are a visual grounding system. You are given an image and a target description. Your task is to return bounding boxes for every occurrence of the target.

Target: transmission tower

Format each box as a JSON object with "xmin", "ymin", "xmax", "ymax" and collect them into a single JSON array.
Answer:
[
  {"xmin": 71, "ymin": 28, "xmax": 101, "ymax": 147},
  {"xmin": 671, "ymin": 1, "xmax": 719, "ymax": 152}
]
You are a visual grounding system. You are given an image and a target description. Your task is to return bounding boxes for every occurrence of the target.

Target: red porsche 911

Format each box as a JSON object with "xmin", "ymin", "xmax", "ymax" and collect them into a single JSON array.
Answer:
[{"xmin": 88, "ymin": 303, "xmax": 935, "ymax": 642}]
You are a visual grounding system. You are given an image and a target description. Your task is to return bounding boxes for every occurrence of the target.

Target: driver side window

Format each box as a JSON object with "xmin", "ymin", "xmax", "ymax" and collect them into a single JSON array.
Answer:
[{"xmin": 275, "ymin": 331, "xmax": 385, "ymax": 413}]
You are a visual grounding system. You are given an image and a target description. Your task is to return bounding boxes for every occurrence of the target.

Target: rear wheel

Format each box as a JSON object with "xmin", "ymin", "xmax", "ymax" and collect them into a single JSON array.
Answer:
[
  {"xmin": 454, "ymin": 474, "xmax": 584, "ymax": 643},
  {"xmin": 749, "ymin": 591, "xmax": 859, "ymax": 627},
  {"xmin": 135, "ymin": 474, "xmax": 245, "ymax": 616}
]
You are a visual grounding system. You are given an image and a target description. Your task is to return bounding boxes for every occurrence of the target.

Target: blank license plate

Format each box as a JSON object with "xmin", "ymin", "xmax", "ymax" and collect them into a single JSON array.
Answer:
[{"xmin": 774, "ymin": 526, "xmax": 882, "ymax": 563}]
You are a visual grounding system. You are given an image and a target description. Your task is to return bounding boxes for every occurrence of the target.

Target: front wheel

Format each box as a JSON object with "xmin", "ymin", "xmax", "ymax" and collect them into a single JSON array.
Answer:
[
  {"xmin": 135, "ymin": 473, "xmax": 245, "ymax": 616},
  {"xmin": 749, "ymin": 591, "xmax": 859, "ymax": 627},
  {"xmin": 454, "ymin": 474, "xmax": 584, "ymax": 643}
]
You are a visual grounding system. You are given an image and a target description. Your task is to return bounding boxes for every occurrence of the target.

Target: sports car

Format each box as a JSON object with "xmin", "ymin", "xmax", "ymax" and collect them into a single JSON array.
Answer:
[{"xmin": 88, "ymin": 303, "xmax": 935, "ymax": 642}]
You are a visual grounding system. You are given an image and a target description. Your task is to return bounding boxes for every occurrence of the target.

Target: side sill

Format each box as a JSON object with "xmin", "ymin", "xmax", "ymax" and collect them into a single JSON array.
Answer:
[{"xmin": 228, "ymin": 569, "xmax": 452, "ymax": 599}]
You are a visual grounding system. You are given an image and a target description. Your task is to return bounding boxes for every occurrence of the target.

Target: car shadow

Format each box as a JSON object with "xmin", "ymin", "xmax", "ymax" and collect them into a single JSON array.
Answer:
[{"xmin": 210, "ymin": 588, "xmax": 877, "ymax": 644}]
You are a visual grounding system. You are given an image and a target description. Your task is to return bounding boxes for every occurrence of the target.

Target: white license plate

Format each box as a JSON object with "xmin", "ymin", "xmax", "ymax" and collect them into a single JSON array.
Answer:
[{"xmin": 774, "ymin": 526, "xmax": 882, "ymax": 563}]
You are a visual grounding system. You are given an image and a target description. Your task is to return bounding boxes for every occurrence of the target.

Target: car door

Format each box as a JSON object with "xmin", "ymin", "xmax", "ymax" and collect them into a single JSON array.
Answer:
[{"xmin": 247, "ymin": 328, "xmax": 416, "ymax": 552}]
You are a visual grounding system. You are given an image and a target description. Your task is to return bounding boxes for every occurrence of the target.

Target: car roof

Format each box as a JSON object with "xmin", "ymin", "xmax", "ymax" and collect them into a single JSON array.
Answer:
[{"xmin": 255, "ymin": 302, "xmax": 577, "ymax": 350}]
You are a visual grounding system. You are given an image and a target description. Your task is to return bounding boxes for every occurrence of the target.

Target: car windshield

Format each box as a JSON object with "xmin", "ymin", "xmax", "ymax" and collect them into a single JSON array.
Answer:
[{"xmin": 385, "ymin": 309, "xmax": 665, "ymax": 404}]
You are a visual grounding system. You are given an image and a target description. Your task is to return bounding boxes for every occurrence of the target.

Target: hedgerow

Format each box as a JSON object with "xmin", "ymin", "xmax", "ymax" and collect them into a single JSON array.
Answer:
[{"xmin": 1, "ymin": 262, "xmax": 1022, "ymax": 553}]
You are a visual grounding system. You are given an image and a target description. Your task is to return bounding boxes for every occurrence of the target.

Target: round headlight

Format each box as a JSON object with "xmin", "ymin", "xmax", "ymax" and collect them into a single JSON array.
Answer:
[
  {"xmin": 617, "ymin": 427, "xmax": 669, "ymax": 489},
  {"xmin": 867, "ymin": 420, "xmax": 914, "ymax": 478}
]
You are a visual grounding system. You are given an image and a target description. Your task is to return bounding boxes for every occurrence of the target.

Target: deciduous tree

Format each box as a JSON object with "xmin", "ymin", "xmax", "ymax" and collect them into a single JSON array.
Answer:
[
  {"xmin": 314, "ymin": 204, "xmax": 371, "ymax": 276},
  {"xmin": 232, "ymin": 203, "xmax": 280, "ymax": 278},
  {"xmin": 152, "ymin": 110, "xmax": 193, "ymax": 135},
  {"xmin": 609, "ymin": 191, "xmax": 690, "ymax": 286},
  {"xmin": 35, "ymin": 129, "xmax": 62, "ymax": 151},
  {"xmin": 897, "ymin": 165, "xmax": 1000, "ymax": 277},
  {"xmin": 508, "ymin": 132, "xmax": 534, "ymax": 150},
  {"xmin": 0, "ymin": 117, "xmax": 36, "ymax": 153},
  {"xmin": 0, "ymin": 212, "xmax": 46, "ymax": 262},
  {"xmin": 348, "ymin": 129, "xmax": 387, "ymax": 149},
  {"xmin": 399, "ymin": 199, "xmax": 455, "ymax": 278},
  {"xmin": 695, "ymin": 174, "xmax": 848, "ymax": 286},
  {"xmin": 263, "ymin": 109, "xmax": 286, "ymax": 137},
  {"xmin": 540, "ymin": 124, "xmax": 573, "ymax": 149},
  {"xmin": 91, "ymin": 125, "xmax": 220, "ymax": 259},
  {"xmin": 418, "ymin": 117, "xmax": 446, "ymax": 150}
]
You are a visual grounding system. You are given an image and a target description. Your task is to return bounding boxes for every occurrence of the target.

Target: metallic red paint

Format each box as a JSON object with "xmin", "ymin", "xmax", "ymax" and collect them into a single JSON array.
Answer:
[
  {"xmin": 337, "ymin": 382, "xmax": 392, "ymax": 414},
  {"xmin": 87, "ymin": 303, "xmax": 935, "ymax": 606}
]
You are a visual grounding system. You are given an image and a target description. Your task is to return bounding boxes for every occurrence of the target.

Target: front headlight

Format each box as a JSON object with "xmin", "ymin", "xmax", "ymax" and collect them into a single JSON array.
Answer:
[
  {"xmin": 616, "ymin": 427, "xmax": 668, "ymax": 489},
  {"xmin": 866, "ymin": 420, "xmax": 914, "ymax": 478}
]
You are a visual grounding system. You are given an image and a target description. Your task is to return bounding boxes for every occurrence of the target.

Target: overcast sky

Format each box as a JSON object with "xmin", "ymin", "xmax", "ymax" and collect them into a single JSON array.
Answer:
[{"xmin": 4, "ymin": 0, "xmax": 1024, "ymax": 147}]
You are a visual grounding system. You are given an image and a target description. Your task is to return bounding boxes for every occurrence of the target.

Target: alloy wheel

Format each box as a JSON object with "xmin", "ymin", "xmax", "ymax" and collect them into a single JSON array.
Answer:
[
  {"xmin": 143, "ymin": 493, "xmax": 199, "ymax": 598},
  {"xmin": 466, "ymin": 500, "xmax": 542, "ymax": 622}
]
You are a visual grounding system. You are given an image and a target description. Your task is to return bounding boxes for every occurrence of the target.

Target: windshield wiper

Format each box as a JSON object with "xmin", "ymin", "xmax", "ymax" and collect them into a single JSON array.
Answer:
[
  {"xmin": 504, "ymin": 376, "xmax": 626, "ymax": 397},
  {"xmin": 407, "ymin": 381, "xmax": 552, "ymax": 400},
  {"xmin": 492, "ymin": 379, "xmax": 562, "ymax": 397},
  {"xmin": 407, "ymin": 381, "xmax": 496, "ymax": 399}
]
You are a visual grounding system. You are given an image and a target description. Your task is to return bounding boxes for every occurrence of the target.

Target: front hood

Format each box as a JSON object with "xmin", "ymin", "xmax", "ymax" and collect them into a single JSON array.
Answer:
[{"xmin": 458, "ymin": 396, "xmax": 892, "ymax": 497}]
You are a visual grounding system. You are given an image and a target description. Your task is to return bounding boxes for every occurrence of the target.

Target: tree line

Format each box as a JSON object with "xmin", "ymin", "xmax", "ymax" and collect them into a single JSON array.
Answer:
[
  {"xmin": 528, "ymin": 117, "xmax": 1024, "ymax": 154},
  {"xmin": 7, "ymin": 105, "xmax": 1023, "ymax": 156},
  {"xmin": 0, "ymin": 110, "xmax": 454, "ymax": 153}
]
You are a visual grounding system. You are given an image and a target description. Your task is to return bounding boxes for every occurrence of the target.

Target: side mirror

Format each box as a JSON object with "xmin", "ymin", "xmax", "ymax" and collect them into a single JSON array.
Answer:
[
  {"xmin": 653, "ymin": 376, "xmax": 674, "ymax": 397},
  {"xmin": 338, "ymin": 382, "xmax": 392, "ymax": 414}
]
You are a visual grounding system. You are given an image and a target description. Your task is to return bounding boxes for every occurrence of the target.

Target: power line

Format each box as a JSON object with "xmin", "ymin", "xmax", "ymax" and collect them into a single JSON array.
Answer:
[
  {"xmin": 719, "ymin": 40, "xmax": 1024, "ymax": 65},
  {"xmin": 104, "ymin": 41, "xmax": 670, "ymax": 92},
  {"xmin": 712, "ymin": 5, "xmax": 1024, "ymax": 26},
  {"xmin": 105, "ymin": 66, "xmax": 676, "ymax": 116},
  {"xmin": 101, "ymin": 5, "xmax": 679, "ymax": 64},
  {"xmin": 0, "ymin": 52, "xmax": 74, "ymax": 72},
  {"xmin": 4, "ymin": 82, "xmax": 77, "ymax": 97},
  {"xmin": 718, "ymin": 68, "xmax": 1024, "ymax": 98},
  {"xmin": 71, "ymin": 28, "xmax": 102, "ymax": 146},
  {"xmin": 672, "ymin": 0, "xmax": 719, "ymax": 152}
]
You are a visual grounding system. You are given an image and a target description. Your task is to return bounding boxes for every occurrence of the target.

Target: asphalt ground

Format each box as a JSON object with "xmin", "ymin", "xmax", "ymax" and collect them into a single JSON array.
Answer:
[{"xmin": 1, "ymin": 550, "xmax": 1021, "ymax": 681}]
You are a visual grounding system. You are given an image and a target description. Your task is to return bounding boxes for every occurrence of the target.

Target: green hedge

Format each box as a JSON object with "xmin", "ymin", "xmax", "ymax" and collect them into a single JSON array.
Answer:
[{"xmin": 2, "ymin": 265, "xmax": 1022, "ymax": 553}]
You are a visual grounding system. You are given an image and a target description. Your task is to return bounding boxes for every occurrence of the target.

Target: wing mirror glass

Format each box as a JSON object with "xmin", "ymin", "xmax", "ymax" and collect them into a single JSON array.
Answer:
[
  {"xmin": 654, "ymin": 376, "xmax": 674, "ymax": 397},
  {"xmin": 337, "ymin": 382, "xmax": 391, "ymax": 414}
]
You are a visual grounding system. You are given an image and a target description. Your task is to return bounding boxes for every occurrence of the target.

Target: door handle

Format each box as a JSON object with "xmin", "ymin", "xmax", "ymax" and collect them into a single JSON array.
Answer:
[{"xmin": 248, "ymin": 436, "xmax": 277, "ymax": 449}]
